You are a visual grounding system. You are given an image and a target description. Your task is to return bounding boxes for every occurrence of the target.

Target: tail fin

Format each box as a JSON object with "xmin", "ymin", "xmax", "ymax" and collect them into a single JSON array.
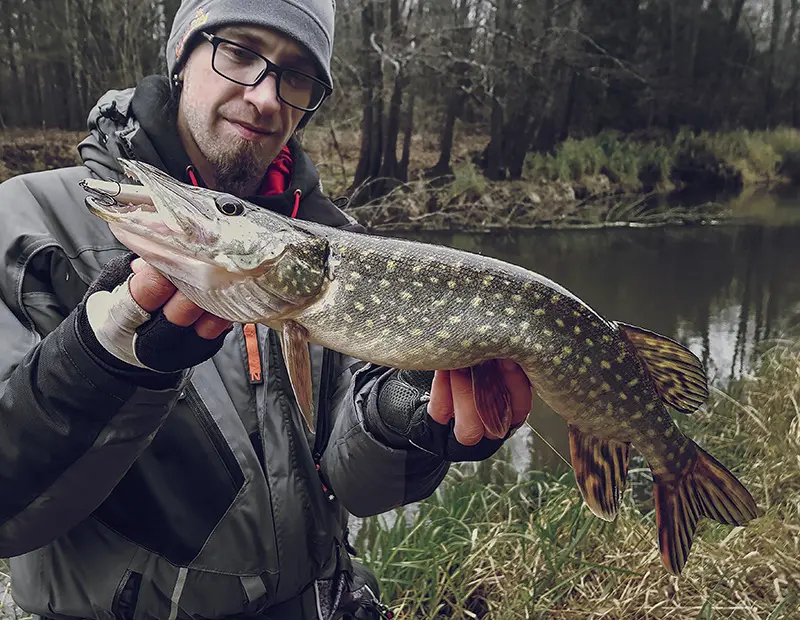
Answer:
[{"xmin": 654, "ymin": 443, "xmax": 758, "ymax": 575}]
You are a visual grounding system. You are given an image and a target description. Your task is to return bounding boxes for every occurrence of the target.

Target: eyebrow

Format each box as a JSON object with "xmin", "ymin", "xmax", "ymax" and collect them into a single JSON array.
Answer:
[{"xmin": 217, "ymin": 27, "xmax": 317, "ymax": 75}]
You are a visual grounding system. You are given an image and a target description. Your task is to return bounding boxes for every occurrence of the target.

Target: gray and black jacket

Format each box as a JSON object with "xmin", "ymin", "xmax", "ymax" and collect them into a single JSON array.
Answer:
[{"xmin": 0, "ymin": 75, "xmax": 449, "ymax": 619}]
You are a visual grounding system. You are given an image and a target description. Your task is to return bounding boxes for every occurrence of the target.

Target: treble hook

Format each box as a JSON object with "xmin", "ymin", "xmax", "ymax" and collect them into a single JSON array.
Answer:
[{"xmin": 79, "ymin": 178, "xmax": 121, "ymax": 208}]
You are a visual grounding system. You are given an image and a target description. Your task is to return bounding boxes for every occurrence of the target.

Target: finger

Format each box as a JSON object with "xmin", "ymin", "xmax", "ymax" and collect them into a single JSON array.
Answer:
[
  {"xmin": 450, "ymin": 368, "xmax": 485, "ymax": 446},
  {"xmin": 193, "ymin": 313, "xmax": 233, "ymax": 340},
  {"xmin": 161, "ymin": 290, "xmax": 206, "ymax": 327},
  {"xmin": 130, "ymin": 257, "xmax": 146, "ymax": 273},
  {"xmin": 500, "ymin": 359, "xmax": 534, "ymax": 427},
  {"xmin": 427, "ymin": 370, "xmax": 454, "ymax": 425},
  {"xmin": 128, "ymin": 264, "xmax": 177, "ymax": 312}
]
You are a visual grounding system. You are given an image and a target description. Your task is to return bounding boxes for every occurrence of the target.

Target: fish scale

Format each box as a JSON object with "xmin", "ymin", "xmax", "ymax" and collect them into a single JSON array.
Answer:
[{"xmin": 81, "ymin": 158, "xmax": 760, "ymax": 576}]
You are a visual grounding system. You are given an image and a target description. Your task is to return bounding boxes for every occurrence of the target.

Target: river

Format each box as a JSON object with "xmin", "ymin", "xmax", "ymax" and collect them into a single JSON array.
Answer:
[{"xmin": 402, "ymin": 191, "xmax": 800, "ymax": 476}]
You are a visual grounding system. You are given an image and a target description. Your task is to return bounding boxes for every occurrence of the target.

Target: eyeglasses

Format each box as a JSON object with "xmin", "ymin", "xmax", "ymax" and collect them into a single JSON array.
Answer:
[{"xmin": 199, "ymin": 32, "xmax": 332, "ymax": 112}]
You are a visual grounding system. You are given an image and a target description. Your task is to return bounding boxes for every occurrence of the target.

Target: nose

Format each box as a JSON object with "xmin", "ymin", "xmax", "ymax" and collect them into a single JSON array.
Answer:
[{"xmin": 243, "ymin": 72, "xmax": 282, "ymax": 117}]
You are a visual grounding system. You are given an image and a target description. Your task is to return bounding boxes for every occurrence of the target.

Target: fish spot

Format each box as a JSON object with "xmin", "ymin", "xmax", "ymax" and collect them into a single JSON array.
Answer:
[
  {"xmin": 543, "ymin": 329, "xmax": 553, "ymax": 336},
  {"xmin": 551, "ymin": 294, "xmax": 561, "ymax": 304},
  {"xmin": 628, "ymin": 378, "xmax": 640, "ymax": 387},
  {"xmin": 486, "ymin": 310, "xmax": 496, "ymax": 317},
  {"xmin": 523, "ymin": 282, "xmax": 533, "ymax": 290},
  {"xmin": 534, "ymin": 308, "xmax": 545, "ymax": 316},
  {"xmin": 432, "ymin": 299, "xmax": 446, "ymax": 307},
  {"xmin": 471, "ymin": 296, "xmax": 482, "ymax": 307},
  {"xmin": 562, "ymin": 346, "xmax": 572, "ymax": 355},
  {"xmin": 343, "ymin": 314, "xmax": 353, "ymax": 323},
  {"xmin": 578, "ymin": 366, "xmax": 587, "ymax": 374},
  {"xmin": 574, "ymin": 326, "xmax": 582, "ymax": 335},
  {"xmin": 570, "ymin": 379, "xmax": 578, "ymax": 387},
  {"xmin": 493, "ymin": 293, "xmax": 504, "ymax": 300},
  {"xmin": 413, "ymin": 281, "xmax": 424, "ymax": 288},
  {"xmin": 511, "ymin": 295, "xmax": 522, "ymax": 302},
  {"xmin": 646, "ymin": 403, "xmax": 655, "ymax": 412},
  {"xmin": 585, "ymin": 338, "xmax": 594, "ymax": 347},
  {"xmin": 366, "ymin": 319, "xmax": 374, "ymax": 328},
  {"xmin": 380, "ymin": 279, "xmax": 390, "ymax": 288},
  {"xmin": 665, "ymin": 427, "xmax": 674, "ymax": 437},
  {"xmin": 410, "ymin": 327, "xmax": 423, "ymax": 337},
  {"xmin": 667, "ymin": 452, "xmax": 675, "ymax": 461},
  {"xmin": 601, "ymin": 382, "xmax": 611, "ymax": 392},
  {"xmin": 499, "ymin": 322, "xmax": 509, "ymax": 328},
  {"xmin": 412, "ymin": 265, "xmax": 422, "ymax": 273},
  {"xmin": 476, "ymin": 325, "xmax": 491, "ymax": 334},
  {"xmin": 632, "ymin": 412, "xmax": 642, "ymax": 420},
  {"xmin": 619, "ymin": 393, "xmax": 628, "ymax": 400},
  {"xmin": 479, "ymin": 341, "xmax": 489, "ymax": 347},
  {"xmin": 555, "ymin": 318, "xmax": 565, "ymax": 328},
  {"xmin": 583, "ymin": 356, "xmax": 592, "ymax": 365},
  {"xmin": 386, "ymin": 260, "xmax": 396, "ymax": 271},
  {"xmin": 482, "ymin": 276, "xmax": 494, "ymax": 286},
  {"xmin": 448, "ymin": 316, "xmax": 462, "ymax": 324},
  {"xmin": 344, "ymin": 283, "xmax": 355, "ymax": 292},
  {"xmin": 354, "ymin": 302, "xmax": 365, "ymax": 312},
  {"xmin": 588, "ymin": 390, "xmax": 598, "ymax": 399},
  {"xmin": 429, "ymin": 277, "xmax": 439, "ymax": 284},
  {"xmin": 510, "ymin": 335, "xmax": 521, "ymax": 344},
  {"xmin": 520, "ymin": 321, "xmax": 530, "ymax": 331},
  {"xmin": 534, "ymin": 343, "xmax": 544, "ymax": 352},
  {"xmin": 371, "ymin": 295, "xmax": 381, "ymax": 305},
  {"xmin": 606, "ymin": 403, "xmax": 614, "ymax": 413},
  {"xmin": 436, "ymin": 331, "xmax": 450, "ymax": 339},
  {"xmin": 557, "ymin": 373, "xmax": 565, "ymax": 381},
  {"xmin": 350, "ymin": 272, "xmax": 362, "ymax": 280},
  {"xmin": 397, "ymin": 316, "xmax": 408, "ymax": 324},
  {"xmin": 504, "ymin": 307, "xmax": 516, "ymax": 315},
  {"xmin": 602, "ymin": 335, "xmax": 612, "ymax": 343},
  {"xmin": 589, "ymin": 376, "xmax": 597, "ymax": 384},
  {"xmin": 461, "ymin": 339, "xmax": 473, "ymax": 348},
  {"xmin": 448, "ymin": 280, "xmax": 457, "ymax": 289},
  {"xmin": 616, "ymin": 354, "xmax": 625, "ymax": 363},
  {"xmin": 647, "ymin": 429, "xmax": 657, "ymax": 438},
  {"xmin": 552, "ymin": 356, "xmax": 562, "ymax": 365},
  {"xmin": 400, "ymin": 291, "xmax": 412, "ymax": 301},
  {"xmin": 634, "ymin": 395, "xmax": 641, "ymax": 402},
  {"xmin": 600, "ymin": 360, "xmax": 611, "ymax": 369},
  {"xmin": 381, "ymin": 328, "xmax": 390, "ymax": 336}
]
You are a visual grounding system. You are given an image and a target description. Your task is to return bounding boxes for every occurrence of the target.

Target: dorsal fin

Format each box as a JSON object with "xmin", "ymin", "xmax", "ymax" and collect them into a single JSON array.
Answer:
[{"xmin": 616, "ymin": 322, "xmax": 708, "ymax": 414}]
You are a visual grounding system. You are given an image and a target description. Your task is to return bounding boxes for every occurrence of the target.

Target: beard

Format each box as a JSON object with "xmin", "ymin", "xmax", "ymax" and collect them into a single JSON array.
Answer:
[{"xmin": 180, "ymin": 96, "xmax": 272, "ymax": 196}]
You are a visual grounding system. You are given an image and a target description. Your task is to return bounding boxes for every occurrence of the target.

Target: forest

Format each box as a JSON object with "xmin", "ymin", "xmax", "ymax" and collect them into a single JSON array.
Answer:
[{"xmin": 2, "ymin": 0, "xmax": 800, "ymax": 217}]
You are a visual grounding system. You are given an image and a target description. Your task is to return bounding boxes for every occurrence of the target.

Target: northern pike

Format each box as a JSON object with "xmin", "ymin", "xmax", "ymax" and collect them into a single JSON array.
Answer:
[{"xmin": 80, "ymin": 159, "xmax": 759, "ymax": 575}]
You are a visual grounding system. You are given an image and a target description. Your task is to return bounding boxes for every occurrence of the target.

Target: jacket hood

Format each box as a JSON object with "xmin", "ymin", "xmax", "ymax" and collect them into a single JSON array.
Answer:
[{"xmin": 77, "ymin": 75, "xmax": 329, "ymax": 218}]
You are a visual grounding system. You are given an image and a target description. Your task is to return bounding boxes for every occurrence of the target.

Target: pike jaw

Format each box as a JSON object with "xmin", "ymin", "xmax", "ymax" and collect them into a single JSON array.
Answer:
[{"xmin": 81, "ymin": 158, "xmax": 329, "ymax": 322}]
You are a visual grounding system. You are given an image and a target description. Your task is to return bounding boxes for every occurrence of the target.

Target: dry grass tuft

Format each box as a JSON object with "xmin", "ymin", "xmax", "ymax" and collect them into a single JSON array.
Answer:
[{"xmin": 358, "ymin": 338, "xmax": 800, "ymax": 618}]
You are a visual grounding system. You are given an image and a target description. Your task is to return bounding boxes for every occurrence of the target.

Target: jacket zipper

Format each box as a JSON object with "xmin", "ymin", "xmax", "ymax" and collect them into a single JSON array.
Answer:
[{"xmin": 184, "ymin": 383, "xmax": 241, "ymax": 491}]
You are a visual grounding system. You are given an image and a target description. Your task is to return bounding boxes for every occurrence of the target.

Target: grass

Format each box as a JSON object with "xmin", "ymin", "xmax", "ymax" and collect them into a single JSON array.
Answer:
[{"xmin": 355, "ymin": 337, "xmax": 800, "ymax": 619}]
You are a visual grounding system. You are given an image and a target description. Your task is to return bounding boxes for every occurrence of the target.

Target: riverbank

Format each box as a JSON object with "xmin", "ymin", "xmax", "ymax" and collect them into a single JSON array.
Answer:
[
  {"xmin": 355, "ymin": 336, "xmax": 800, "ymax": 618},
  {"xmin": 2, "ymin": 126, "xmax": 800, "ymax": 231}
]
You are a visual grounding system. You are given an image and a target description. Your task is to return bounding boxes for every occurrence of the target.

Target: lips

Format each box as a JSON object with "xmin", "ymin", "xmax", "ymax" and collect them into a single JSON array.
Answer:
[{"xmin": 226, "ymin": 118, "xmax": 275, "ymax": 140}]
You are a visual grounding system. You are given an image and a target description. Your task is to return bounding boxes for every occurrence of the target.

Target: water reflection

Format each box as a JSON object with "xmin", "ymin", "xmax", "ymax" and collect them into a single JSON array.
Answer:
[{"xmin": 401, "ymin": 222, "xmax": 800, "ymax": 472}]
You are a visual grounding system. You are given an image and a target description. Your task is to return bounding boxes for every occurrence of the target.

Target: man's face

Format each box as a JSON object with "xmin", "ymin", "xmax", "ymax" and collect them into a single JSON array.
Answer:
[{"xmin": 176, "ymin": 25, "xmax": 316, "ymax": 196}]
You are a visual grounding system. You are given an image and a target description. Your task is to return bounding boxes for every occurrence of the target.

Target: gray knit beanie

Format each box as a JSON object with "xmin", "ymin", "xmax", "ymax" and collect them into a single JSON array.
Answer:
[{"xmin": 166, "ymin": 0, "xmax": 335, "ymax": 88}]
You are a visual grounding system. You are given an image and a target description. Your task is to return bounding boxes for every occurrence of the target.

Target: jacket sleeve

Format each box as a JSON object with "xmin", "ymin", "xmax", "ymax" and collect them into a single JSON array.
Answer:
[
  {"xmin": 319, "ymin": 359, "xmax": 449, "ymax": 518},
  {"xmin": 0, "ymin": 301, "xmax": 188, "ymax": 557}
]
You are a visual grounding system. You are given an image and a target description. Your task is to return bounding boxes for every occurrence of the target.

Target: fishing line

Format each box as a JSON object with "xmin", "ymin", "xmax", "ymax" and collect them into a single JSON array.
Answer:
[{"xmin": 524, "ymin": 420, "xmax": 573, "ymax": 469}]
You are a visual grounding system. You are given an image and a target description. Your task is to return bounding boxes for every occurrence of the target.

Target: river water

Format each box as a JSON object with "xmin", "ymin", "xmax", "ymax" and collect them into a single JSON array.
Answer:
[{"xmin": 403, "ymin": 188, "xmax": 800, "ymax": 476}]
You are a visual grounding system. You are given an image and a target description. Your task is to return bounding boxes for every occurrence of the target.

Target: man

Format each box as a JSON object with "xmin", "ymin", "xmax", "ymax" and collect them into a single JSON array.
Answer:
[{"xmin": 0, "ymin": 0, "xmax": 532, "ymax": 618}]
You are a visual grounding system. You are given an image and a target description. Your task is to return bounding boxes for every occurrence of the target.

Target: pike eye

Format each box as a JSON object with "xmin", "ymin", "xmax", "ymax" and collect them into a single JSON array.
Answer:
[{"xmin": 216, "ymin": 197, "xmax": 245, "ymax": 216}]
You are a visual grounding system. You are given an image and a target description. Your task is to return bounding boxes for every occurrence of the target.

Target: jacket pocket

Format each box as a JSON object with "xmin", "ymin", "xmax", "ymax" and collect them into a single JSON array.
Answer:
[
  {"xmin": 94, "ymin": 385, "xmax": 245, "ymax": 566},
  {"xmin": 111, "ymin": 570, "xmax": 142, "ymax": 620}
]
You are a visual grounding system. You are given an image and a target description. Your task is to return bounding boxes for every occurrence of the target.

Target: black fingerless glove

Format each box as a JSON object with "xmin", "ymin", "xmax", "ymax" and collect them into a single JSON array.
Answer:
[
  {"xmin": 76, "ymin": 252, "xmax": 231, "ymax": 385},
  {"xmin": 365, "ymin": 369, "xmax": 509, "ymax": 462}
]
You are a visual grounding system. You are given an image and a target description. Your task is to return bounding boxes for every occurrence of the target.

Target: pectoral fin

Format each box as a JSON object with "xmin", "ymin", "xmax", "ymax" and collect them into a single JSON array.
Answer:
[
  {"xmin": 616, "ymin": 322, "xmax": 708, "ymax": 414},
  {"xmin": 470, "ymin": 359, "xmax": 513, "ymax": 438},
  {"xmin": 280, "ymin": 320, "xmax": 315, "ymax": 433},
  {"xmin": 568, "ymin": 425, "xmax": 631, "ymax": 521}
]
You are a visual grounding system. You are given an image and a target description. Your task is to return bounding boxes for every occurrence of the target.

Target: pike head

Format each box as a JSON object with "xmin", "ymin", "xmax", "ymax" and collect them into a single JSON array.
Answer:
[{"xmin": 81, "ymin": 158, "xmax": 329, "ymax": 322}]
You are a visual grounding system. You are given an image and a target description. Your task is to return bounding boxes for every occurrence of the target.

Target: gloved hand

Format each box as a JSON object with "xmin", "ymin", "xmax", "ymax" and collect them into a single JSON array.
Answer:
[
  {"xmin": 77, "ymin": 252, "xmax": 232, "ymax": 377},
  {"xmin": 367, "ymin": 367, "xmax": 530, "ymax": 462}
]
